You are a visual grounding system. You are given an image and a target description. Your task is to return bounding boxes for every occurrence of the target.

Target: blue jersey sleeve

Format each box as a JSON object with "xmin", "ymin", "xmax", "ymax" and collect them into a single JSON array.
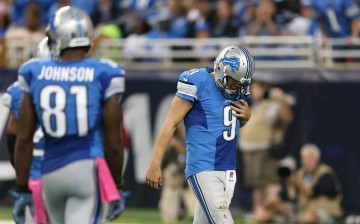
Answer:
[
  {"xmin": 242, "ymin": 84, "xmax": 251, "ymax": 101},
  {"xmin": 3, "ymin": 82, "xmax": 22, "ymax": 118},
  {"xmin": 99, "ymin": 59, "xmax": 126, "ymax": 101},
  {"xmin": 2, "ymin": 90, "xmax": 11, "ymax": 109},
  {"xmin": 344, "ymin": 0, "xmax": 360, "ymax": 19},
  {"xmin": 176, "ymin": 68, "xmax": 204, "ymax": 102},
  {"xmin": 18, "ymin": 59, "xmax": 38, "ymax": 95}
]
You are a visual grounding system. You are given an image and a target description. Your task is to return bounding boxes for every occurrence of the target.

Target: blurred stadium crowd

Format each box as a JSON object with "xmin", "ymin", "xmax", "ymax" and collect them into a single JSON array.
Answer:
[{"xmin": 0, "ymin": 0, "xmax": 359, "ymax": 67}]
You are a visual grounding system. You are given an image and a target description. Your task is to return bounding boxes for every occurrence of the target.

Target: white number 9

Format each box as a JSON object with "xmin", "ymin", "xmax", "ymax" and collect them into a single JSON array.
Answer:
[{"xmin": 223, "ymin": 106, "xmax": 236, "ymax": 141}]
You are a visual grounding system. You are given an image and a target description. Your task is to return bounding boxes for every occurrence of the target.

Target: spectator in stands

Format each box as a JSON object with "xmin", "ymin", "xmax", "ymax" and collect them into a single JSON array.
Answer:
[
  {"xmin": 247, "ymin": 0, "xmax": 280, "ymax": 36},
  {"xmin": 159, "ymin": 124, "xmax": 196, "ymax": 223},
  {"xmin": 211, "ymin": 0, "xmax": 238, "ymax": 37},
  {"xmin": 147, "ymin": 3, "xmax": 188, "ymax": 39},
  {"xmin": 7, "ymin": 2, "xmax": 43, "ymax": 35},
  {"xmin": 273, "ymin": 0, "xmax": 301, "ymax": 28},
  {"xmin": 120, "ymin": 0, "xmax": 164, "ymax": 13},
  {"xmin": 122, "ymin": 18, "xmax": 151, "ymax": 61},
  {"xmin": 238, "ymin": 0, "xmax": 258, "ymax": 37},
  {"xmin": 302, "ymin": 0, "xmax": 360, "ymax": 44},
  {"xmin": 193, "ymin": 20, "xmax": 217, "ymax": 62},
  {"xmin": 48, "ymin": 0, "xmax": 70, "ymax": 21},
  {"xmin": 118, "ymin": 0, "xmax": 163, "ymax": 37},
  {"xmin": 91, "ymin": 24, "xmax": 122, "ymax": 59},
  {"xmin": 71, "ymin": 0, "xmax": 97, "ymax": 14},
  {"xmin": 5, "ymin": 2, "xmax": 45, "ymax": 68},
  {"xmin": 10, "ymin": 0, "xmax": 52, "ymax": 26},
  {"xmin": 90, "ymin": 0, "xmax": 122, "ymax": 27},
  {"xmin": 182, "ymin": 0, "xmax": 197, "ymax": 24},
  {"xmin": 166, "ymin": 0, "xmax": 188, "ymax": 38},
  {"xmin": 186, "ymin": 0, "xmax": 215, "ymax": 38},
  {"xmin": 239, "ymin": 74, "xmax": 293, "ymax": 217},
  {"xmin": 0, "ymin": 1, "xmax": 10, "ymax": 38},
  {"xmin": 146, "ymin": 8, "xmax": 172, "ymax": 39},
  {"xmin": 282, "ymin": 1, "xmax": 320, "ymax": 36},
  {"xmin": 294, "ymin": 144, "xmax": 343, "ymax": 224}
]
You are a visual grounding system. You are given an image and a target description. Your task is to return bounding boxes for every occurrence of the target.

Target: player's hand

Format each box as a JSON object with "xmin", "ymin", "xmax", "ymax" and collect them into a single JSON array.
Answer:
[
  {"xmin": 146, "ymin": 162, "xmax": 162, "ymax": 189},
  {"xmin": 107, "ymin": 191, "xmax": 131, "ymax": 220},
  {"xmin": 230, "ymin": 99, "xmax": 251, "ymax": 122},
  {"xmin": 9, "ymin": 189, "xmax": 34, "ymax": 224}
]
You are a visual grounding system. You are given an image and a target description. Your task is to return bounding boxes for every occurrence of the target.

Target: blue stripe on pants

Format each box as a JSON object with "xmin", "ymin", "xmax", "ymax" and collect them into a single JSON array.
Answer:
[
  {"xmin": 188, "ymin": 175, "xmax": 215, "ymax": 224},
  {"xmin": 92, "ymin": 162, "xmax": 102, "ymax": 224}
]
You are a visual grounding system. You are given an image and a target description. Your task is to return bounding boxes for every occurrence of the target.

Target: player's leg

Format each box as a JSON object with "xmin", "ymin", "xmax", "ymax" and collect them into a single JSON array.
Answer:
[
  {"xmin": 64, "ymin": 159, "xmax": 109, "ymax": 224},
  {"xmin": 42, "ymin": 167, "xmax": 69, "ymax": 223},
  {"xmin": 182, "ymin": 187, "xmax": 197, "ymax": 218},
  {"xmin": 192, "ymin": 202, "xmax": 209, "ymax": 224},
  {"xmin": 187, "ymin": 170, "xmax": 234, "ymax": 224}
]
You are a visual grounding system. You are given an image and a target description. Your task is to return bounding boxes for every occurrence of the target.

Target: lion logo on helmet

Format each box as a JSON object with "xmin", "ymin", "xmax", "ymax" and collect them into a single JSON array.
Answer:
[{"xmin": 219, "ymin": 51, "xmax": 240, "ymax": 73}]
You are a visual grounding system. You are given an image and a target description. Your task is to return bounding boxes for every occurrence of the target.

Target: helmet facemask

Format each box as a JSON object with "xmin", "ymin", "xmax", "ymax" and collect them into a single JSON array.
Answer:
[{"xmin": 215, "ymin": 75, "xmax": 243, "ymax": 100}]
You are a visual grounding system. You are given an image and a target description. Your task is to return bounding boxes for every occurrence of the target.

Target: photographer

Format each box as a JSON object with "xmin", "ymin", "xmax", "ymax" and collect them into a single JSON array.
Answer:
[
  {"xmin": 290, "ymin": 144, "xmax": 342, "ymax": 224},
  {"xmin": 159, "ymin": 123, "xmax": 196, "ymax": 223},
  {"xmin": 239, "ymin": 77, "xmax": 294, "ymax": 214},
  {"xmin": 254, "ymin": 157, "xmax": 298, "ymax": 223},
  {"xmin": 255, "ymin": 144, "xmax": 343, "ymax": 224}
]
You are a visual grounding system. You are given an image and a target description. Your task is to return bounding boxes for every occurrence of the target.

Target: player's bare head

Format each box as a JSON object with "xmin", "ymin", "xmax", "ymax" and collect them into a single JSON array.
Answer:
[
  {"xmin": 214, "ymin": 45, "xmax": 255, "ymax": 100},
  {"xmin": 35, "ymin": 37, "xmax": 51, "ymax": 58},
  {"xmin": 300, "ymin": 143, "xmax": 321, "ymax": 172},
  {"xmin": 47, "ymin": 6, "xmax": 93, "ymax": 59}
]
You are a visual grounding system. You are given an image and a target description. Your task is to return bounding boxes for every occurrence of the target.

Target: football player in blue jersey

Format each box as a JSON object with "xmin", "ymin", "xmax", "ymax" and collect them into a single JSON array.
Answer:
[
  {"xmin": 3, "ymin": 37, "xmax": 50, "ymax": 224},
  {"xmin": 146, "ymin": 45, "xmax": 255, "ymax": 224},
  {"xmin": 13, "ymin": 6, "xmax": 125, "ymax": 224}
]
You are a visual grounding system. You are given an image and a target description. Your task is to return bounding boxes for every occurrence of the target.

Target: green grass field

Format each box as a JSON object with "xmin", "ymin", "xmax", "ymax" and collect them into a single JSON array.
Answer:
[{"xmin": 0, "ymin": 205, "xmax": 247, "ymax": 223}]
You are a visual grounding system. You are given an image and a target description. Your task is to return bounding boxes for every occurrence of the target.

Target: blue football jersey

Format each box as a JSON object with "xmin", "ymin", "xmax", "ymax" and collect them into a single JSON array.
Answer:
[
  {"xmin": 2, "ymin": 82, "xmax": 44, "ymax": 179},
  {"xmin": 176, "ymin": 67, "xmax": 249, "ymax": 178},
  {"xmin": 3, "ymin": 81, "xmax": 22, "ymax": 119},
  {"xmin": 18, "ymin": 58, "xmax": 125, "ymax": 174},
  {"xmin": 310, "ymin": 0, "xmax": 360, "ymax": 37}
]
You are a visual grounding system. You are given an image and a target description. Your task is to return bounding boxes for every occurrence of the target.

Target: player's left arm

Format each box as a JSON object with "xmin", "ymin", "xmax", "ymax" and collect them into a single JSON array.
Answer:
[
  {"xmin": 146, "ymin": 96, "xmax": 193, "ymax": 189},
  {"xmin": 230, "ymin": 99, "xmax": 251, "ymax": 127},
  {"xmin": 14, "ymin": 94, "xmax": 36, "ymax": 188},
  {"xmin": 6, "ymin": 112, "xmax": 18, "ymax": 167},
  {"xmin": 102, "ymin": 94, "xmax": 124, "ymax": 186}
]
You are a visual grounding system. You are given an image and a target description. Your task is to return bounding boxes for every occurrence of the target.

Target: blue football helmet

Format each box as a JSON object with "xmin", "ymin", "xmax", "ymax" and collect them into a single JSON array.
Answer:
[
  {"xmin": 214, "ymin": 45, "xmax": 254, "ymax": 100},
  {"xmin": 47, "ymin": 6, "xmax": 94, "ymax": 59}
]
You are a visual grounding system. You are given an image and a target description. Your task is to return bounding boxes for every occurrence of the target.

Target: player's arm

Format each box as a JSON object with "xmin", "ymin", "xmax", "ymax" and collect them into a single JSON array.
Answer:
[
  {"xmin": 146, "ymin": 96, "xmax": 193, "ymax": 189},
  {"xmin": 102, "ymin": 94, "xmax": 124, "ymax": 185},
  {"xmin": 14, "ymin": 94, "xmax": 36, "ymax": 188},
  {"xmin": 6, "ymin": 112, "xmax": 18, "ymax": 167}
]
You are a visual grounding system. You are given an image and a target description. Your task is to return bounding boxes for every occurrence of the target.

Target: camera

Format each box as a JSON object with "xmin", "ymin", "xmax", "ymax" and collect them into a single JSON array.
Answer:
[{"xmin": 277, "ymin": 157, "xmax": 296, "ymax": 180}]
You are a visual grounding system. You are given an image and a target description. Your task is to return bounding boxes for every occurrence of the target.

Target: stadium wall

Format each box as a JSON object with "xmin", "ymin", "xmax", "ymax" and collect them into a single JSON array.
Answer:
[{"xmin": 0, "ymin": 69, "xmax": 359, "ymax": 214}]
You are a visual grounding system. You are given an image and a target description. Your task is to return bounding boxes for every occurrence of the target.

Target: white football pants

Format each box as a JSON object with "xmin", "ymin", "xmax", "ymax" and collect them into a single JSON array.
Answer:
[{"xmin": 187, "ymin": 170, "xmax": 236, "ymax": 224}]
